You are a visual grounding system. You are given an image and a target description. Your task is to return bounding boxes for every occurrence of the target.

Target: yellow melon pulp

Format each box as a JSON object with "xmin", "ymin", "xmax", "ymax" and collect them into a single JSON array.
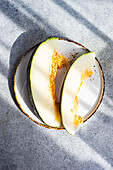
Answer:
[
  {"xmin": 49, "ymin": 50, "xmax": 68, "ymax": 121},
  {"xmin": 72, "ymin": 68, "xmax": 93, "ymax": 126}
]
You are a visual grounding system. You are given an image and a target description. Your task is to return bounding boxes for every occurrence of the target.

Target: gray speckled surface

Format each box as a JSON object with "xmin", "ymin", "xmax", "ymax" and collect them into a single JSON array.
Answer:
[{"xmin": 0, "ymin": 0, "xmax": 113, "ymax": 169}]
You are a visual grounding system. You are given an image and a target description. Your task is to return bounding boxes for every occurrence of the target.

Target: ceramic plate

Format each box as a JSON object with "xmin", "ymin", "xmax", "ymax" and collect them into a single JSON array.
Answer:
[{"xmin": 14, "ymin": 38, "xmax": 104, "ymax": 129}]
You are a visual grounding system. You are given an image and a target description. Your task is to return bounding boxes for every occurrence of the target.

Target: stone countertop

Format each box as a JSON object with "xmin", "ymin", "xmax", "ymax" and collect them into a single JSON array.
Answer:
[{"xmin": 0, "ymin": 0, "xmax": 113, "ymax": 169}]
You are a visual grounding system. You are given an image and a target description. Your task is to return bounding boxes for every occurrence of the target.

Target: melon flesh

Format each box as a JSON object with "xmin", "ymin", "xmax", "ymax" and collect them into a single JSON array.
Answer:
[{"xmin": 61, "ymin": 52, "xmax": 95, "ymax": 135}]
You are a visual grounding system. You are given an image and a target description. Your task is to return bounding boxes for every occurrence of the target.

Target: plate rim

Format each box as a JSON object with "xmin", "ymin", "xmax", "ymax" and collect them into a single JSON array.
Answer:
[{"xmin": 13, "ymin": 37, "xmax": 105, "ymax": 130}]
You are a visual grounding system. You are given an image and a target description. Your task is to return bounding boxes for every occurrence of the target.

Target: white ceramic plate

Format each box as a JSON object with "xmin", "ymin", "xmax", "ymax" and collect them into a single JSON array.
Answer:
[{"xmin": 14, "ymin": 38, "xmax": 104, "ymax": 129}]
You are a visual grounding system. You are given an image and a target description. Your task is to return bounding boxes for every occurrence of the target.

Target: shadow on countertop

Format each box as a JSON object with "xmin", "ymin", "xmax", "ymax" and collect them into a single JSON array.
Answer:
[
  {"xmin": 0, "ymin": 0, "xmax": 113, "ymax": 169},
  {"xmin": 0, "ymin": 94, "xmax": 104, "ymax": 170}
]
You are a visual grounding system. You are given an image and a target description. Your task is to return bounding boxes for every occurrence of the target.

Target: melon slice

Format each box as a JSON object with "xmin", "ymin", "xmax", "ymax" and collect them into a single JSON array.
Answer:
[
  {"xmin": 29, "ymin": 37, "xmax": 68, "ymax": 127},
  {"xmin": 61, "ymin": 52, "xmax": 96, "ymax": 135}
]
